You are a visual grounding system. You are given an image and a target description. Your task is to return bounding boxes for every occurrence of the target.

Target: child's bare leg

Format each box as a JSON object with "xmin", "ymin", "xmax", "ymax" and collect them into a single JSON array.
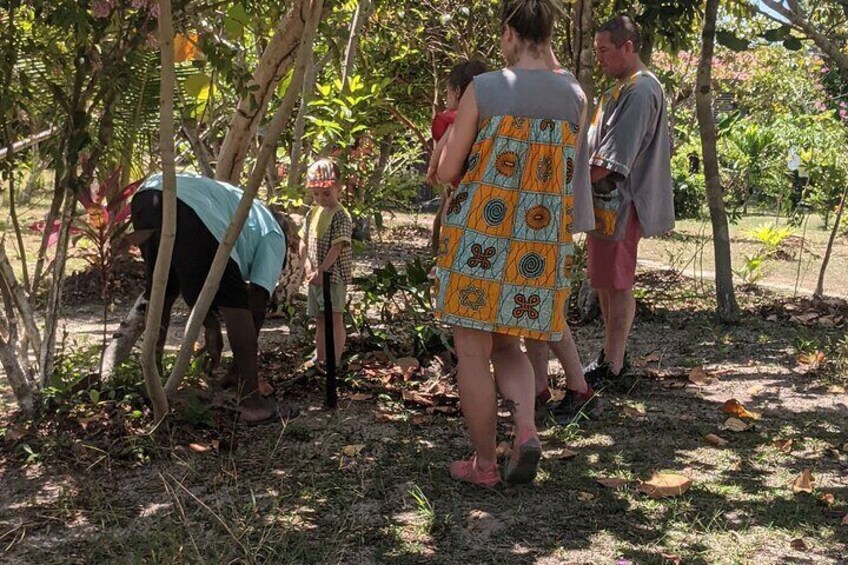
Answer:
[
  {"xmin": 524, "ymin": 339, "xmax": 551, "ymax": 397},
  {"xmin": 548, "ymin": 325, "xmax": 589, "ymax": 393}
]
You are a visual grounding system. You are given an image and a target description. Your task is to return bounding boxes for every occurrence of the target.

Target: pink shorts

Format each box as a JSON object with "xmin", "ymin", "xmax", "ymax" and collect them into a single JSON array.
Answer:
[{"xmin": 588, "ymin": 208, "xmax": 641, "ymax": 290}]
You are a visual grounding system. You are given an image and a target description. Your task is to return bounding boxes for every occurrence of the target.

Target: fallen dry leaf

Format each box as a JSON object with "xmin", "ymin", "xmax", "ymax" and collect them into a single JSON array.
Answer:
[
  {"xmin": 842, "ymin": 514, "xmax": 848, "ymax": 525},
  {"xmin": 638, "ymin": 472, "xmax": 692, "ymax": 499},
  {"xmin": 257, "ymin": 379, "xmax": 274, "ymax": 397},
  {"xmin": 597, "ymin": 477, "xmax": 629, "ymax": 489},
  {"xmin": 688, "ymin": 366, "xmax": 713, "ymax": 386},
  {"xmin": 661, "ymin": 553, "xmax": 682, "ymax": 565},
  {"xmin": 188, "ymin": 443, "xmax": 210, "ymax": 453},
  {"xmin": 720, "ymin": 417, "xmax": 750, "ymax": 432},
  {"xmin": 843, "ymin": 443, "xmax": 848, "ymax": 453},
  {"xmin": 77, "ymin": 414, "xmax": 105, "ymax": 430},
  {"xmin": 496, "ymin": 441, "xmax": 512, "ymax": 458},
  {"xmin": 797, "ymin": 350, "xmax": 827, "ymax": 369},
  {"xmin": 819, "ymin": 493, "xmax": 835, "ymax": 506},
  {"xmin": 792, "ymin": 468, "xmax": 815, "ymax": 494},
  {"xmin": 828, "ymin": 385, "xmax": 846, "ymax": 394},
  {"xmin": 632, "ymin": 352, "xmax": 661, "ymax": 368},
  {"xmin": 343, "ymin": 444, "xmax": 365, "ymax": 457},
  {"xmin": 790, "ymin": 538, "xmax": 807, "ymax": 551},
  {"xmin": 773, "ymin": 438, "xmax": 793, "ymax": 453},
  {"xmin": 747, "ymin": 384, "xmax": 765, "ymax": 396},
  {"xmin": 704, "ymin": 433, "xmax": 728, "ymax": 446},
  {"xmin": 576, "ymin": 491, "xmax": 595, "ymax": 502},
  {"xmin": 395, "ymin": 357, "xmax": 420, "ymax": 381},
  {"xmin": 3, "ymin": 428, "xmax": 26, "ymax": 442},
  {"xmin": 401, "ymin": 390, "xmax": 435, "ymax": 407},
  {"xmin": 347, "ymin": 392, "xmax": 374, "ymax": 401},
  {"xmin": 410, "ymin": 414, "xmax": 428, "ymax": 426},
  {"xmin": 623, "ymin": 405, "xmax": 647, "ymax": 418},
  {"xmin": 722, "ymin": 399, "xmax": 760, "ymax": 420},
  {"xmin": 466, "ymin": 510, "xmax": 505, "ymax": 537},
  {"xmin": 557, "ymin": 448, "xmax": 579, "ymax": 460}
]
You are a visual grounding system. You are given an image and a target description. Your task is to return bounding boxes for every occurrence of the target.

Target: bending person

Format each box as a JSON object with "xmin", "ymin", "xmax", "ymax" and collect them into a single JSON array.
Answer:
[{"xmin": 130, "ymin": 173, "xmax": 290, "ymax": 424}]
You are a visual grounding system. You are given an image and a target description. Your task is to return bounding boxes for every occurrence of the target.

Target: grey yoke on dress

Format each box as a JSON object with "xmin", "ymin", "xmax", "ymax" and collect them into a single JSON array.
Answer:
[{"xmin": 473, "ymin": 68, "xmax": 596, "ymax": 234}]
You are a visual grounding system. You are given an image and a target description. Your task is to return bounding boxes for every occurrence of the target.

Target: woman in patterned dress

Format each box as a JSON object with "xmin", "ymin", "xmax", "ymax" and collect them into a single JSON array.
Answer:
[{"xmin": 434, "ymin": 0, "xmax": 594, "ymax": 486}]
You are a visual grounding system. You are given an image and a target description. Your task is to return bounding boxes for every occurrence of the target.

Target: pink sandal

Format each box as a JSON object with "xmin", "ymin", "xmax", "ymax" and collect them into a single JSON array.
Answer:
[{"xmin": 449, "ymin": 455, "xmax": 501, "ymax": 487}]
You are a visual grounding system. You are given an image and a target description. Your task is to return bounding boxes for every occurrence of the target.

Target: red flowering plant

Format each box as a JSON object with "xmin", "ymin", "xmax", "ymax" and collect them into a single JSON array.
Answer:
[{"xmin": 30, "ymin": 169, "xmax": 143, "ymax": 305}]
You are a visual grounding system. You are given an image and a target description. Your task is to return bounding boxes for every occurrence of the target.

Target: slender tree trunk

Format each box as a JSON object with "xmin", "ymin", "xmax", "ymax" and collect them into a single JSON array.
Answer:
[
  {"xmin": 39, "ymin": 188, "xmax": 75, "ymax": 385},
  {"xmin": 760, "ymin": 0, "xmax": 848, "ymax": 78},
  {"xmin": 341, "ymin": 0, "xmax": 373, "ymax": 89},
  {"xmin": 181, "ymin": 121, "xmax": 214, "ymax": 177},
  {"xmin": 0, "ymin": 297, "xmax": 32, "ymax": 412},
  {"xmin": 5, "ymin": 146, "xmax": 30, "ymax": 294},
  {"xmin": 815, "ymin": 184, "xmax": 847, "ymax": 297},
  {"xmin": 288, "ymin": 53, "xmax": 318, "ymax": 191},
  {"xmin": 573, "ymin": 0, "xmax": 595, "ymax": 108},
  {"xmin": 31, "ymin": 175, "xmax": 64, "ymax": 295},
  {"xmin": 142, "ymin": 0, "xmax": 177, "ymax": 424},
  {"xmin": 101, "ymin": 292, "xmax": 147, "ymax": 379},
  {"xmin": 166, "ymin": 0, "xmax": 325, "ymax": 395},
  {"xmin": 696, "ymin": 0, "xmax": 739, "ymax": 323},
  {"xmin": 215, "ymin": 0, "xmax": 311, "ymax": 184},
  {"xmin": 0, "ymin": 241, "xmax": 42, "ymax": 361}
]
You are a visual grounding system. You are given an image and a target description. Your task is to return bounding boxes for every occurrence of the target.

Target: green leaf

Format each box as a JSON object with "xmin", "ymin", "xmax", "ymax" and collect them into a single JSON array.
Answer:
[
  {"xmin": 716, "ymin": 30, "xmax": 750, "ymax": 52},
  {"xmin": 224, "ymin": 3, "xmax": 248, "ymax": 39},
  {"xmin": 783, "ymin": 36, "xmax": 803, "ymax": 51},
  {"xmin": 761, "ymin": 26, "xmax": 790, "ymax": 42},
  {"xmin": 183, "ymin": 73, "xmax": 212, "ymax": 100}
]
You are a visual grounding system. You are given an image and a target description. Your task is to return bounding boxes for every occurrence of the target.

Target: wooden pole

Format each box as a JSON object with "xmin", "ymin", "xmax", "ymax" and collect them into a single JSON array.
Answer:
[{"xmin": 322, "ymin": 271, "xmax": 337, "ymax": 409}]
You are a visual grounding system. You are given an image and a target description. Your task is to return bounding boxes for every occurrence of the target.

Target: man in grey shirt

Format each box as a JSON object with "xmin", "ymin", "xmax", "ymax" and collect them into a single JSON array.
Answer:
[{"xmin": 583, "ymin": 16, "xmax": 674, "ymax": 388}]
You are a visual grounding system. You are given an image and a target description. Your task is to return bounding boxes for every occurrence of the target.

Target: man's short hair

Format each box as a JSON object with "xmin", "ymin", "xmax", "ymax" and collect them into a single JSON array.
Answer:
[{"xmin": 597, "ymin": 15, "xmax": 642, "ymax": 52}]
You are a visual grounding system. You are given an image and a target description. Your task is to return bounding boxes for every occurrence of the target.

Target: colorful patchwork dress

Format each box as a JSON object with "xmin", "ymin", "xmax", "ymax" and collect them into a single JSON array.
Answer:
[{"xmin": 434, "ymin": 69, "xmax": 595, "ymax": 341}]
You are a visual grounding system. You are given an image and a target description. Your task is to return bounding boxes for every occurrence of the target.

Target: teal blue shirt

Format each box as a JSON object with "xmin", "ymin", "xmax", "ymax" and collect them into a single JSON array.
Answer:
[{"xmin": 140, "ymin": 173, "xmax": 286, "ymax": 295}]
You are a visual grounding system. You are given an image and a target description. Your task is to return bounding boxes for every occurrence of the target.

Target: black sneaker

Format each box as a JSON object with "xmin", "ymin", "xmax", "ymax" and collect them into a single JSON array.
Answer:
[
  {"xmin": 582, "ymin": 349, "xmax": 606, "ymax": 374},
  {"xmin": 586, "ymin": 361, "xmax": 636, "ymax": 393},
  {"xmin": 549, "ymin": 387, "xmax": 600, "ymax": 424}
]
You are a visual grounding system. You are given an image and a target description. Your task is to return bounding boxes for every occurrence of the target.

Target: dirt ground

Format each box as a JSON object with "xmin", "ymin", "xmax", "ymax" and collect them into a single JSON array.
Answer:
[{"xmin": 1, "ymin": 216, "xmax": 847, "ymax": 564}]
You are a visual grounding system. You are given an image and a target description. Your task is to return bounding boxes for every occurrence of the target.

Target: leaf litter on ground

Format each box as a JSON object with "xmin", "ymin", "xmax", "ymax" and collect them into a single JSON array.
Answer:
[
  {"xmin": 722, "ymin": 398, "xmax": 761, "ymax": 420},
  {"xmin": 637, "ymin": 472, "xmax": 692, "ymax": 499},
  {"xmin": 792, "ymin": 468, "xmax": 815, "ymax": 494}
]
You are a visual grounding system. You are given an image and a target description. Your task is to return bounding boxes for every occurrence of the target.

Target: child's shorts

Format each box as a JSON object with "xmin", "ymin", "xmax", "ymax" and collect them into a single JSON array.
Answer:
[{"xmin": 307, "ymin": 283, "xmax": 347, "ymax": 317}]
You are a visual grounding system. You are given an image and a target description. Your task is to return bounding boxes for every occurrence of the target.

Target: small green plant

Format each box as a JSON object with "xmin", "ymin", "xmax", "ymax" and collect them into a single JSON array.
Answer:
[
  {"xmin": 408, "ymin": 484, "xmax": 436, "ymax": 535},
  {"xmin": 734, "ymin": 254, "xmax": 766, "ymax": 286},
  {"xmin": 747, "ymin": 223, "xmax": 794, "ymax": 257},
  {"xmin": 352, "ymin": 257, "xmax": 451, "ymax": 356}
]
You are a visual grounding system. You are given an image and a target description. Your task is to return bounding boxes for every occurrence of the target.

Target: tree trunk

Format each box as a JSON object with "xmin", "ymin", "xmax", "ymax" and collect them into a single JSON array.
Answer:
[
  {"xmin": 166, "ymin": 0, "xmax": 325, "ymax": 395},
  {"xmin": 0, "ymin": 274, "xmax": 34, "ymax": 412},
  {"xmin": 39, "ymin": 188, "xmax": 76, "ymax": 385},
  {"xmin": 815, "ymin": 184, "xmax": 847, "ymax": 297},
  {"xmin": 142, "ymin": 0, "xmax": 177, "ymax": 424},
  {"xmin": 572, "ymin": 0, "xmax": 595, "ymax": 108},
  {"xmin": 341, "ymin": 0, "xmax": 373, "ymax": 89},
  {"xmin": 288, "ymin": 53, "xmax": 318, "ymax": 191},
  {"xmin": 215, "ymin": 0, "xmax": 311, "ymax": 184},
  {"xmin": 5, "ymin": 147, "xmax": 30, "ymax": 294},
  {"xmin": 760, "ymin": 0, "xmax": 848, "ymax": 78},
  {"xmin": 696, "ymin": 0, "xmax": 739, "ymax": 323},
  {"xmin": 181, "ymin": 120, "xmax": 214, "ymax": 177},
  {"xmin": 31, "ymin": 175, "xmax": 64, "ymax": 295},
  {"xmin": 0, "ymin": 241, "xmax": 42, "ymax": 362},
  {"xmin": 101, "ymin": 292, "xmax": 147, "ymax": 379}
]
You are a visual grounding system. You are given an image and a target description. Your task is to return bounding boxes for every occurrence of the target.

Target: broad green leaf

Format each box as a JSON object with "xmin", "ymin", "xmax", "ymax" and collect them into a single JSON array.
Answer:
[{"xmin": 716, "ymin": 30, "xmax": 750, "ymax": 52}]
